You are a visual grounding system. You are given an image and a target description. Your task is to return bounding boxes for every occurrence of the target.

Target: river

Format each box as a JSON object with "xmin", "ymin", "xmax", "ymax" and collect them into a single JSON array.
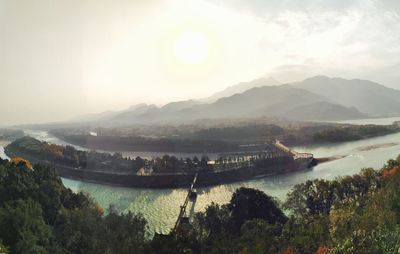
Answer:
[{"xmin": 1, "ymin": 120, "xmax": 400, "ymax": 235}]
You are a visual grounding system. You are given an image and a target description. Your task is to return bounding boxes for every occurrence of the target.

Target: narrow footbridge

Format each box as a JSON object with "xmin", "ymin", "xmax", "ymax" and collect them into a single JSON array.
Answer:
[
  {"xmin": 274, "ymin": 140, "xmax": 313, "ymax": 159},
  {"xmin": 172, "ymin": 173, "xmax": 198, "ymax": 233}
]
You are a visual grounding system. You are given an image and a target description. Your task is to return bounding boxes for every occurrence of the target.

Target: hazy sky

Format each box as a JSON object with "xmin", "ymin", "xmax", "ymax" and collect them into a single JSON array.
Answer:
[{"xmin": 1, "ymin": 0, "xmax": 400, "ymax": 125}]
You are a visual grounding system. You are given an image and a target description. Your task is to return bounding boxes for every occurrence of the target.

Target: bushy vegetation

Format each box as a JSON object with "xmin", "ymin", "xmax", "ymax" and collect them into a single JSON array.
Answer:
[
  {"xmin": 0, "ymin": 157, "xmax": 147, "ymax": 254},
  {"xmin": 151, "ymin": 155, "xmax": 212, "ymax": 173},
  {"xmin": 5, "ymin": 137, "xmax": 146, "ymax": 174},
  {"xmin": 312, "ymin": 124, "xmax": 399, "ymax": 143},
  {"xmin": 2, "ymin": 154, "xmax": 400, "ymax": 253},
  {"xmin": 167, "ymin": 160, "xmax": 400, "ymax": 254}
]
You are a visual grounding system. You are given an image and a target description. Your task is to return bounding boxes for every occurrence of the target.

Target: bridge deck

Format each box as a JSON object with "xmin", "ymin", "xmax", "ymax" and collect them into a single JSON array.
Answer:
[{"xmin": 273, "ymin": 140, "xmax": 313, "ymax": 159}]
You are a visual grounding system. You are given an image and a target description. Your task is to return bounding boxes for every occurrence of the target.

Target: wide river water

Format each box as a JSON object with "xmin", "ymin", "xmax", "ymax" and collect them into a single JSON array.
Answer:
[{"xmin": 2, "ymin": 116, "xmax": 400, "ymax": 235}]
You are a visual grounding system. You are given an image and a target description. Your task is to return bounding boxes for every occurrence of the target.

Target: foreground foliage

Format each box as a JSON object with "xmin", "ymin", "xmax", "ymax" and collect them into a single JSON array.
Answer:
[
  {"xmin": 0, "ymin": 157, "xmax": 147, "ymax": 254},
  {"xmin": 1, "ymin": 155, "xmax": 400, "ymax": 253}
]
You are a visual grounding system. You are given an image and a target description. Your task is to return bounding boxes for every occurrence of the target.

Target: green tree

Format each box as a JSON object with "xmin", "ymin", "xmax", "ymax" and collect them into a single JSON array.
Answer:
[
  {"xmin": 0, "ymin": 199, "xmax": 51, "ymax": 254},
  {"xmin": 103, "ymin": 212, "xmax": 147, "ymax": 254},
  {"xmin": 53, "ymin": 206, "xmax": 105, "ymax": 254},
  {"xmin": 0, "ymin": 242, "xmax": 10, "ymax": 254},
  {"xmin": 328, "ymin": 228, "xmax": 400, "ymax": 254},
  {"xmin": 239, "ymin": 219, "xmax": 281, "ymax": 254},
  {"xmin": 228, "ymin": 187, "xmax": 287, "ymax": 229},
  {"xmin": 282, "ymin": 215, "xmax": 331, "ymax": 254}
]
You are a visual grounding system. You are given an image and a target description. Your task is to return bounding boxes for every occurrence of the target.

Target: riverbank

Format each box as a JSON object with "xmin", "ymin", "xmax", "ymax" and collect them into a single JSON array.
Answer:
[
  {"xmin": 314, "ymin": 155, "xmax": 347, "ymax": 164},
  {"xmin": 3, "ymin": 126, "xmax": 400, "ymax": 235},
  {"xmin": 59, "ymin": 131, "xmax": 400, "ymax": 236},
  {"xmin": 5, "ymin": 141, "xmax": 315, "ymax": 188},
  {"xmin": 355, "ymin": 142, "xmax": 398, "ymax": 151}
]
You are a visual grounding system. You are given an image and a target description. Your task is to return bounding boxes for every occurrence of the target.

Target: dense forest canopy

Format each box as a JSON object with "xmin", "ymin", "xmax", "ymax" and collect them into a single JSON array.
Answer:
[{"xmin": 1, "ymin": 154, "xmax": 400, "ymax": 253}]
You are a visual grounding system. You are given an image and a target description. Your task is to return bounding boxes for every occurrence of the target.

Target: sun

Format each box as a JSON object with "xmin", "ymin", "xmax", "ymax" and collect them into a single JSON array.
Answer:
[{"xmin": 175, "ymin": 31, "xmax": 209, "ymax": 65}]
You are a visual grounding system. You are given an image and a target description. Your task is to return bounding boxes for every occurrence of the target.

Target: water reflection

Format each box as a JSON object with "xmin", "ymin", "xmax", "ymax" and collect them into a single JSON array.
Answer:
[
  {"xmin": 61, "ymin": 131, "xmax": 400, "ymax": 235},
  {"xmin": 2, "ymin": 127, "xmax": 400, "ymax": 235}
]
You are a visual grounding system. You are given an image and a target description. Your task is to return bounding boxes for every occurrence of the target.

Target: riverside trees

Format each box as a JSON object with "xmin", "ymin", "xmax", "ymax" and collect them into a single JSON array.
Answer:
[
  {"xmin": 170, "ymin": 160, "xmax": 400, "ymax": 253},
  {"xmin": 1, "ymin": 154, "xmax": 400, "ymax": 253},
  {"xmin": 6, "ymin": 137, "xmax": 213, "ymax": 175}
]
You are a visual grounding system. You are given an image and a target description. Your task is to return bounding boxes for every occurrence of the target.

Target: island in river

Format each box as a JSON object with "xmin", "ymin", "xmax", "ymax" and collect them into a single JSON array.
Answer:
[{"xmin": 5, "ymin": 136, "xmax": 316, "ymax": 188}]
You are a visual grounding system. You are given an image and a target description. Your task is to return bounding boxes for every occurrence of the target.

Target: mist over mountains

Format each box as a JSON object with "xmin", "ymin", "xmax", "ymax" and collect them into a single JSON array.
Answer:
[
  {"xmin": 296, "ymin": 76, "xmax": 400, "ymax": 117},
  {"xmin": 202, "ymin": 77, "xmax": 281, "ymax": 103},
  {"xmin": 71, "ymin": 76, "xmax": 400, "ymax": 127}
]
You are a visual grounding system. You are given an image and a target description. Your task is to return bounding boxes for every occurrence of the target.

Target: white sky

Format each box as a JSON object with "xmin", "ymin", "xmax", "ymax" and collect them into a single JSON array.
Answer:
[{"xmin": 1, "ymin": 0, "xmax": 400, "ymax": 125}]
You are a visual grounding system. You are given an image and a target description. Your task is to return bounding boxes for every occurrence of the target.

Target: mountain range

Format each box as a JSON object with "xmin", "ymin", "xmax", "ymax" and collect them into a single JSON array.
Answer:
[
  {"xmin": 202, "ymin": 77, "xmax": 281, "ymax": 103},
  {"xmin": 75, "ymin": 76, "xmax": 400, "ymax": 126},
  {"xmin": 296, "ymin": 76, "xmax": 400, "ymax": 117}
]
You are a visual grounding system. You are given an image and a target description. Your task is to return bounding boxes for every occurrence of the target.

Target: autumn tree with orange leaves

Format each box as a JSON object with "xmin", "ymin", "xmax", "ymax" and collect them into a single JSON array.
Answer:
[
  {"xmin": 10, "ymin": 157, "xmax": 33, "ymax": 169},
  {"xmin": 281, "ymin": 246, "xmax": 297, "ymax": 254},
  {"xmin": 315, "ymin": 246, "xmax": 329, "ymax": 254}
]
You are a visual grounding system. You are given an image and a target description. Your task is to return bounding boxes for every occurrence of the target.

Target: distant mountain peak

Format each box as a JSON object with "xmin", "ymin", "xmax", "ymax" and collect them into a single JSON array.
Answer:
[
  {"xmin": 204, "ymin": 76, "xmax": 281, "ymax": 103},
  {"xmin": 302, "ymin": 75, "xmax": 331, "ymax": 82},
  {"xmin": 126, "ymin": 103, "xmax": 153, "ymax": 111},
  {"xmin": 160, "ymin": 100, "xmax": 200, "ymax": 112},
  {"xmin": 67, "ymin": 75, "xmax": 400, "ymax": 126},
  {"xmin": 230, "ymin": 76, "xmax": 281, "ymax": 88},
  {"xmin": 262, "ymin": 76, "xmax": 281, "ymax": 83},
  {"xmin": 296, "ymin": 76, "xmax": 400, "ymax": 117}
]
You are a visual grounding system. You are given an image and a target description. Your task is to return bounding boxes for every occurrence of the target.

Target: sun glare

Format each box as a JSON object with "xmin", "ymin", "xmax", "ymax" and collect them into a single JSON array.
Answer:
[{"xmin": 175, "ymin": 31, "xmax": 209, "ymax": 65}]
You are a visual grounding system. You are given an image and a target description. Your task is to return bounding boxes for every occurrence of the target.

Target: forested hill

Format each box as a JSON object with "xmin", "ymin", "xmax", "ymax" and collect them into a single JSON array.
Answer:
[{"xmin": 1, "ymin": 154, "xmax": 400, "ymax": 253}]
